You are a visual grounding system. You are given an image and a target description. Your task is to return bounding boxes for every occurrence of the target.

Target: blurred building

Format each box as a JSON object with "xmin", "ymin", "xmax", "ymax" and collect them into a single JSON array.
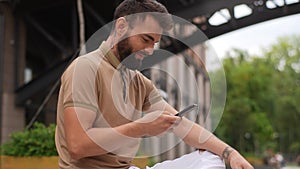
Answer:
[{"xmin": 140, "ymin": 25, "xmax": 212, "ymax": 161}]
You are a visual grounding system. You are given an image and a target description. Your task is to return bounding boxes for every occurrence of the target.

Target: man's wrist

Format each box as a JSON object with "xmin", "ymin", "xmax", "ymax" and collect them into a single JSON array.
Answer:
[
  {"xmin": 221, "ymin": 146, "xmax": 234, "ymax": 161},
  {"xmin": 128, "ymin": 121, "xmax": 146, "ymax": 138},
  {"xmin": 116, "ymin": 121, "xmax": 145, "ymax": 138}
]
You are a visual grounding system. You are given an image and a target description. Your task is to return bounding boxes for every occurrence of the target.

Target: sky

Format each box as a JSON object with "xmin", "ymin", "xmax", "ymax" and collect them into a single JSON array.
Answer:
[{"xmin": 208, "ymin": 13, "xmax": 300, "ymax": 59}]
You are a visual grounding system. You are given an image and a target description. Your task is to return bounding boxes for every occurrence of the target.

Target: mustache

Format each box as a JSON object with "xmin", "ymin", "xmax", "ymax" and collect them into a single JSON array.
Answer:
[{"xmin": 135, "ymin": 51, "xmax": 148, "ymax": 57}]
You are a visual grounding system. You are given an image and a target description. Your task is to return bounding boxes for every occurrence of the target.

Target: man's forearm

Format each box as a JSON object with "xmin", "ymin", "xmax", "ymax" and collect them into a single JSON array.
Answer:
[
  {"xmin": 173, "ymin": 117, "xmax": 234, "ymax": 159},
  {"xmin": 81, "ymin": 122, "xmax": 141, "ymax": 157}
]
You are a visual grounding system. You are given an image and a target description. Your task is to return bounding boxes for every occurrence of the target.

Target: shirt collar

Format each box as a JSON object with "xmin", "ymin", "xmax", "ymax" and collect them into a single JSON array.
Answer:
[{"xmin": 99, "ymin": 41, "xmax": 123, "ymax": 70}]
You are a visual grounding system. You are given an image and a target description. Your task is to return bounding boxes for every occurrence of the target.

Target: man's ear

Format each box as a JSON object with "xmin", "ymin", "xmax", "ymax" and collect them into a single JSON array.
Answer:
[{"xmin": 115, "ymin": 17, "xmax": 128, "ymax": 37}]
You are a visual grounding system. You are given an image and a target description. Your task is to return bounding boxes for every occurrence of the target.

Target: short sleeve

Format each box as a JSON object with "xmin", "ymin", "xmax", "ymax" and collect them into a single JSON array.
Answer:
[{"xmin": 61, "ymin": 57, "xmax": 99, "ymax": 113}]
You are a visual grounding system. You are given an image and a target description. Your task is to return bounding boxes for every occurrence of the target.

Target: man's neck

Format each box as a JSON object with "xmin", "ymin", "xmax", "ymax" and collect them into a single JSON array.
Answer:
[{"xmin": 106, "ymin": 36, "xmax": 121, "ymax": 61}]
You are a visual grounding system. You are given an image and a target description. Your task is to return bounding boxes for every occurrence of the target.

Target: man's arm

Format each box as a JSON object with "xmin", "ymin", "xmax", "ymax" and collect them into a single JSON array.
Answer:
[
  {"xmin": 64, "ymin": 107, "xmax": 139, "ymax": 159},
  {"xmin": 64, "ymin": 106, "xmax": 179, "ymax": 160},
  {"xmin": 173, "ymin": 118, "xmax": 252, "ymax": 167},
  {"xmin": 163, "ymin": 103, "xmax": 253, "ymax": 169}
]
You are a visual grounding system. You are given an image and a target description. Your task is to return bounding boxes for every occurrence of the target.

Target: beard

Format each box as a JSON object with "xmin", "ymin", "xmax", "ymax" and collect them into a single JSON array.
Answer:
[{"xmin": 117, "ymin": 37, "xmax": 142, "ymax": 70}]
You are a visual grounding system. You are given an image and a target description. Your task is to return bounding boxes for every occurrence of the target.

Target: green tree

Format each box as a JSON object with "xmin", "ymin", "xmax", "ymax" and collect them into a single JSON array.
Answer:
[
  {"xmin": 215, "ymin": 51, "xmax": 275, "ymax": 154},
  {"xmin": 264, "ymin": 35, "xmax": 300, "ymax": 154},
  {"xmin": 215, "ymin": 35, "xmax": 300, "ymax": 156}
]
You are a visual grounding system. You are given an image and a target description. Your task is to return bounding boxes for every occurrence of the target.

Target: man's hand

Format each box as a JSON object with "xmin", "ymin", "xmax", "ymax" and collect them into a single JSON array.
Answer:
[
  {"xmin": 134, "ymin": 110, "xmax": 180, "ymax": 137},
  {"xmin": 227, "ymin": 148, "xmax": 254, "ymax": 169}
]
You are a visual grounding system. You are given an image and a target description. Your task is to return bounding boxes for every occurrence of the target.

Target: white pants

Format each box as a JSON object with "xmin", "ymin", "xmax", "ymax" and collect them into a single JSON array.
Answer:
[{"xmin": 130, "ymin": 150, "xmax": 225, "ymax": 169}]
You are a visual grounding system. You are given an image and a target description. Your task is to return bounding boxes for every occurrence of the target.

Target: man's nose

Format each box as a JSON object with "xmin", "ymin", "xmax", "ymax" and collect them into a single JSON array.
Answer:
[{"xmin": 144, "ymin": 47, "xmax": 154, "ymax": 55}]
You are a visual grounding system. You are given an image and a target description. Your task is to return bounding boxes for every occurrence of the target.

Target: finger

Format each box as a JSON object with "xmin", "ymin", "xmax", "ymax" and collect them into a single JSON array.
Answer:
[
  {"xmin": 167, "ymin": 120, "xmax": 181, "ymax": 133},
  {"xmin": 174, "ymin": 117, "xmax": 182, "ymax": 125},
  {"xmin": 162, "ymin": 111, "xmax": 172, "ymax": 115}
]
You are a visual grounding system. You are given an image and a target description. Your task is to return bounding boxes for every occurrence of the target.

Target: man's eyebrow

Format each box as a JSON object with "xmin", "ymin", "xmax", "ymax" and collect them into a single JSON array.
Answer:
[{"xmin": 143, "ymin": 34, "xmax": 155, "ymax": 42}]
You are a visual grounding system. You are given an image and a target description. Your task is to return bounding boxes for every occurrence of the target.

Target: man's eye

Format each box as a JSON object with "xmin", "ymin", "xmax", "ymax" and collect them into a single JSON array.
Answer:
[{"xmin": 142, "ymin": 38, "xmax": 149, "ymax": 43}]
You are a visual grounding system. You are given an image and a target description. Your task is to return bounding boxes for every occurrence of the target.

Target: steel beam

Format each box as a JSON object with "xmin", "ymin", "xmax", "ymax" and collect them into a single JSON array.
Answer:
[
  {"xmin": 200, "ymin": 2, "xmax": 300, "ymax": 39},
  {"xmin": 84, "ymin": 2, "xmax": 107, "ymax": 26},
  {"xmin": 169, "ymin": 0, "xmax": 252, "ymax": 18},
  {"xmin": 24, "ymin": 15, "xmax": 67, "ymax": 54},
  {"xmin": 15, "ymin": 56, "xmax": 73, "ymax": 106},
  {"xmin": 143, "ymin": 1, "xmax": 300, "ymax": 70}
]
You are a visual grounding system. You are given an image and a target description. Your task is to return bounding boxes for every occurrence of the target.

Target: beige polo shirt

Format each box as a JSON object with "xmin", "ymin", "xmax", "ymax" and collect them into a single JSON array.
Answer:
[{"xmin": 55, "ymin": 42, "xmax": 162, "ymax": 169}]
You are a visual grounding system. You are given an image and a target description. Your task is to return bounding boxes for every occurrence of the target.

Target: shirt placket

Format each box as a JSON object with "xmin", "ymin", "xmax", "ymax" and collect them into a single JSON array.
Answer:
[{"xmin": 119, "ymin": 66, "xmax": 128, "ymax": 104}]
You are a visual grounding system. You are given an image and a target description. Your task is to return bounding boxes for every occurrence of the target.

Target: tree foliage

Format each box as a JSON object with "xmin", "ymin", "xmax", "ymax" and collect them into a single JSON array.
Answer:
[{"xmin": 214, "ymin": 35, "xmax": 300, "ymax": 156}]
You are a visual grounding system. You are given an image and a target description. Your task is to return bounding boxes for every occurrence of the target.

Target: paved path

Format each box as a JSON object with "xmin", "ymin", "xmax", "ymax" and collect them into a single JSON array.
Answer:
[{"xmin": 283, "ymin": 166, "xmax": 300, "ymax": 169}]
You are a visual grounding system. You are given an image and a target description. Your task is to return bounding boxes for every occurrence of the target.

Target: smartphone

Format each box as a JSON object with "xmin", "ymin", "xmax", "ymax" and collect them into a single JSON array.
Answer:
[{"xmin": 175, "ymin": 104, "xmax": 198, "ymax": 117}]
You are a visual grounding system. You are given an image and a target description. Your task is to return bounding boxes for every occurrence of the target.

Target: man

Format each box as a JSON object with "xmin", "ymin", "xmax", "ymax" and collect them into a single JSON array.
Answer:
[{"xmin": 55, "ymin": 0, "xmax": 254, "ymax": 169}]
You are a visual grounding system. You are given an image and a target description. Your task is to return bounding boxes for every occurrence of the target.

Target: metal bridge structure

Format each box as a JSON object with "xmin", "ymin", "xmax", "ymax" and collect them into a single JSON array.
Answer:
[{"xmin": 0, "ymin": 0, "xmax": 299, "ymax": 142}]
